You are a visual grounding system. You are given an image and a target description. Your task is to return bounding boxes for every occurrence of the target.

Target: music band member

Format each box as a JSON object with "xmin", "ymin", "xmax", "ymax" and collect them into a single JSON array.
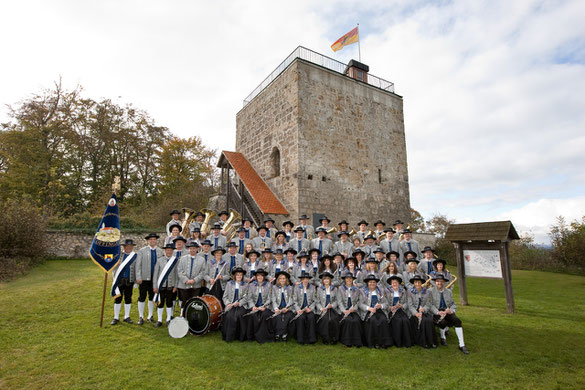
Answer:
[
  {"xmin": 166, "ymin": 209, "xmax": 181, "ymax": 237},
  {"xmin": 243, "ymin": 249, "xmax": 261, "ymax": 283},
  {"xmin": 430, "ymin": 274, "xmax": 469, "ymax": 354},
  {"xmin": 209, "ymin": 223, "xmax": 227, "ymax": 251},
  {"xmin": 177, "ymin": 241, "xmax": 205, "ymax": 313},
  {"xmin": 271, "ymin": 271, "xmax": 295, "ymax": 342},
  {"xmin": 291, "ymin": 249, "xmax": 312, "ymax": 286},
  {"xmin": 153, "ymin": 243, "xmax": 179, "ymax": 328},
  {"xmin": 288, "ymin": 226, "xmax": 310, "ymax": 255},
  {"xmin": 205, "ymin": 246, "xmax": 229, "ymax": 304},
  {"xmin": 386, "ymin": 274, "xmax": 412, "ymax": 347},
  {"xmin": 165, "ymin": 224, "xmax": 182, "ymax": 245},
  {"xmin": 221, "ymin": 267, "xmax": 248, "ymax": 342},
  {"xmin": 359, "ymin": 274, "xmax": 392, "ymax": 349},
  {"xmin": 243, "ymin": 268, "xmax": 273, "ymax": 343},
  {"xmin": 223, "ymin": 241, "xmax": 244, "ymax": 276},
  {"xmin": 407, "ymin": 274, "xmax": 436, "ymax": 349},
  {"xmin": 253, "ymin": 225, "xmax": 272, "ymax": 251},
  {"xmin": 315, "ymin": 272, "xmax": 340, "ymax": 344},
  {"xmin": 111, "ymin": 239, "xmax": 138, "ymax": 325},
  {"xmin": 337, "ymin": 271, "xmax": 363, "ymax": 347},
  {"xmin": 292, "ymin": 274, "xmax": 317, "ymax": 344},
  {"xmin": 232, "ymin": 227, "xmax": 252, "ymax": 255},
  {"xmin": 298, "ymin": 214, "xmax": 314, "ymax": 239},
  {"xmin": 419, "ymin": 246, "xmax": 436, "ymax": 276},
  {"xmin": 282, "ymin": 220, "xmax": 294, "ymax": 242},
  {"xmin": 136, "ymin": 233, "xmax": 164, "ymax": 324}
]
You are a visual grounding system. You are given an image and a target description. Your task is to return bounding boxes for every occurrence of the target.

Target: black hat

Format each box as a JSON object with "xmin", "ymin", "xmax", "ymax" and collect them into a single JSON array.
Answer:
[
  {"xmin": 262, "ymin": 247, "xmax": 273, "ymax": 253},
  {"xmin": 218, "ymin": 210, "xmax": 229, "ymax": 217},
  {"xmin": 299, "ymin": 273, "xmax": 312, "ymax": 279},
  {"xmin": 394, "ymin": 220, "xmax": 404, "ymax": 225},
  {"xmin": 200, "ymin": 239, "xmax": 212, "ymax": 246},
  {"xmin": 274, "ymin": 248, "xmax": 284, "ymax": 255},
  {"xmin": 226, "ymin": 241, "xmax": 237, "ymax": 248},
  {"xmin": 122, "ymin": 239, "xmax": 136, "ymax": 246},
  {"xmin": 275, "ymin": 271, "xmax": 291, "ymax": 280},
  {"xmin": 163, "ymin": 243, "xmax": 175, "ymax": 250},
  {"xmin": 386, "ymin": 251, "xmax": 400, "ymax": 259},
  {"xmin": 246, "ymin": 249, "xmax": 261, "ymax": 258},
  {"xmin": 364, "ymin": 234, "xmax": 376, "ymax": 241},
  {"xmin": 338, "ymin": 220, "xmax": 349, "ymax": 226},
  {"xmin": 173, "ymin": 236, "xmax": 187, "ymax": 243},
  {"xmin": 383, "ymin": 228, "xmax": 396, "ymax": 233},
  {"xmin": 403, "ymin": 250, "xmax": 418, "ymax": 260},
  {"xmin": 169, "ymin": 209, "xmax": 181, "ymax": 216},
  {"xmin": 374, "ymin": 220, "xmax": 385, "ymax": 226},
  {"xmin": 320, "ymin": 254, "xmax": 333, "ymax": 261},
  {"xmin": 352, "ymin": 248, "xmax": 366, "ymax": 257},
  {"xmin": 297, "ymin": 249, "xmax": 310, "ymax": 258},
  {"xmin": 211, "ymin": 247, "xmax": 226, "ymax": 255},
  {"xmin": 341, "ymin": 271, "xmax": 357, "ymax": 280},
  {"xmin": 409, "ymin": 274, "xmax": 426, "ymax": 284},
  {"xmin": 344, "ymin": 256, "xmax": 357, "ymax": 267},
  {"xmin": 319, "ymin": 216, "xmax": 331, "ymax": 223},
  {"xmin": 211, "ymin": 223, "xmax": 221, "ymax": 230},
  {"xmin": 194, "ymin": 211, "xmax": 204, "ymax": 217},
  {"xmin": 191, "ymin": 227, "xmax": 201, "ymax": 233},
  {"xmin": 363, "ymin": 273, "xmax": 380, "ymax": 283},
  {"xmin": 388, "ymin": 274, "xmax": 403, "ymax": 283},
  {"xmin": 331, "ymin": 251, "xmax": 343, "ymax": 258},
  {"xmin": 186, "ymin": 241, "xmax": 200, "ymax": 248},
  {"xmin": 284, "ymin": 248, "xmax": 298, "ymax": 255},
  {"xmin": 144, "ymin": 233, "xmax": 160, "ymax": 240},
  {"xmin": 433, "ymin": 258, "xmax": 447, "ymax": 267},
  {"xmin": 357, "ymin": 220, "xmax": 369, "ymax": 226},
  {"xmin": 319, "ymin": 271, "xmax": 334, "ymax": 279},
  {"xmin": 169, "ymin": 224, "xmax": 182, "ymax": 232},
  {"xmin": 254, "ymin": 268, "xmax": 268, "ymax": 277},
  {"xmin": 275, "ymin": 230, "xmax": 286, "ymax": 238},
  {"xmin": 402, "ymin": 229, "xmax": 412, "ymax": 234},
  {"xmin": 236, "ymin": 227, "xmax": 247, "ymax": 233},
  {"xmin": 294, "ymin": 226, "xmax": 305, "ymax": 233},
  {"xmin": 365, "ymin": 256, "xmax": 378, "ymax": 263},
  {"xmin": 308, "ymin": 248, "xmax": 321, "ymax": 256},
  {"xmin": 257, "ymin": 225, "xmax": 268, "ymax": 232},
  {"xmin": 405, "ymin": 257, "xmax": 420, "ymax": 264},
  {"xmin": 373, "ymin": 247, "xmax": 385, "ymax": 254},
  {"xmin": 315, "ymin": 227, "xmax": 327, "ymax": 234},
  {"xmin": 241, "ymin": 217, "xmax": 252, "ymax": 223},
  {"xmin": 282, "ymin": 220, "xmax": 294, "ymax": 228},
  {"xmin": 264, "ymin": 217, "xmax": 275, "ymax": 223},
  {"xmin": 421, "ymin": 246, "xmax": 435, "ymax": 253},
  {"xmin": 231, "ymin": 266, "xmax": 246, "ymax": 276},
  {"xmin": 299, "ymin": 214, "xmax": 309, "ymax": 220},
  {"xmin": 337, "ymin": 231, "xmax": 350, "ymax": 237},
  {"xmin": 432, "ymin": 273, "xmax": 449, "ymax": 282}
]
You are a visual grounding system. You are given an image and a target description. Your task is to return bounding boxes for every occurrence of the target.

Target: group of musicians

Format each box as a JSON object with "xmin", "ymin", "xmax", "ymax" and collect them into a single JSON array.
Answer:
[{"xmin": 110, "ymin": 210, "xmax": 469, "ymax": 354}]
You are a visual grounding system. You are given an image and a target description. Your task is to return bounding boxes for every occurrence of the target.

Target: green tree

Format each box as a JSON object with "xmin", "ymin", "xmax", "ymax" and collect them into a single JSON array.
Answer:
[{"xmin": 550, "ymin": 216, "xmax": 585, "ymax": 269}]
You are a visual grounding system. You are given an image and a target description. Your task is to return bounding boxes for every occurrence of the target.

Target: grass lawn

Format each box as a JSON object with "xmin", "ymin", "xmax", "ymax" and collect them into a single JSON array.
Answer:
[{"xmin": 1, "ymin": 259, "xmax": 584, "ymax": 389}]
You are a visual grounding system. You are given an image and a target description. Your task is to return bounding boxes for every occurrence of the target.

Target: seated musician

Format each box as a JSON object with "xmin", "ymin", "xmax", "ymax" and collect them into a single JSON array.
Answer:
[
  {"xmin": 292, "ymin": 274, "xmax": 317, "ymax": 345},
  {"xmin": 407, "ymin": 274, "xmax": 436, "ymax": 349},
  {"xmin": 430, "ymin": 274, "xmax": 469, "ymax": 354},
  {"xmin": 337, "ymin": 271, "xmax": 363, "ymax": 347},
  {"xmin": 386, "ymin": 274, "xmax": 412, "ymax": 348},
  {"xmin": 315, "ymin": 271, "xmax": 340, "ymax": 344},
  {"xmin": 243, "ymin": 268, "xmax": 273, "ymax": 343},
  {"xmin": 221, "ymin": 267, "xmax": 248, "ymax": 342},
  {"xmin": 291, "ymin": 249, "xmax": 312, "ymax": 286},
  {"xmin": 243, "ymin": 249, "xmax": 261, "ymax": 283},
  {"xmin": 402, "ymin": 252, "xmax": 423, "ymax": 290},
  {"xmin": 270, "ymin": 271, "xmax": 295, "ymax": 342},
  {"xmin": 358, "ymin": 274, "xmax": 392, "ymax": 349}
]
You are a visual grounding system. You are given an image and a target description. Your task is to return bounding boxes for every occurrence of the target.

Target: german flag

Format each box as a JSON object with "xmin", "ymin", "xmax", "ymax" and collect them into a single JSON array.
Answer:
[{"xmin": 331, "ymin": 27, "xmax": 359, "ymax": 52}]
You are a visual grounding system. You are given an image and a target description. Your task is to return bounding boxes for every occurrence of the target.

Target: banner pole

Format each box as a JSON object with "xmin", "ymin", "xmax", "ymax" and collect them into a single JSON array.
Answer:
[
  {"xmin": 357, "ymin": 23, "xmax": 361, "ymax": 62},
  {"xmin": 100, "ymin": 272, "xmax": 108, "ymax": 327}
]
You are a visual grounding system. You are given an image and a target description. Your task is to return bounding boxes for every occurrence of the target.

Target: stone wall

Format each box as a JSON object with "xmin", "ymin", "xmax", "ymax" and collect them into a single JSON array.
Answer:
[
  {"xmin": 45, "ymin": 231, "xmax": 166, "ymax": 258},
  {"xmin": 236, "ymin": 58, "xmax": 411, "ymax": 228}
]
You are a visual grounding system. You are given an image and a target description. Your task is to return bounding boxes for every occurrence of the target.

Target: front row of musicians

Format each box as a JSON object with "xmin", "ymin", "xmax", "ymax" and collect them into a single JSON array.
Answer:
[{"xmin": 111, "ymin": 234, "xmax": 468, "ymax": 353}]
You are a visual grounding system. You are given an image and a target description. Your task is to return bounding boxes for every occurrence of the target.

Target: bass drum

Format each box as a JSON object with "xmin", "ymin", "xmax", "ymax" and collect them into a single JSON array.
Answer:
[{"xmin": 184, "ymin": 294, "xmax": 223, "ymax": 335}]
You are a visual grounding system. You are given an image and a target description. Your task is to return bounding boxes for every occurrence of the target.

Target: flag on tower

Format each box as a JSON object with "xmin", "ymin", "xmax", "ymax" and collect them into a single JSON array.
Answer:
[{"xmin": 331, "ymin": 26, "xmax": 359, "ymax": 52}]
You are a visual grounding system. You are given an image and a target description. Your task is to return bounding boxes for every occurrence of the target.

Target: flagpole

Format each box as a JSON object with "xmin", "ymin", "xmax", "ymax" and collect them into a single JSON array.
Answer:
[
  {"xmin": 99, "ymin": 271, "xmax": 108, "ymax": 327},
  {"xmin": 357, "ymin": 23, "xmax": 361, "ymax": 62}
]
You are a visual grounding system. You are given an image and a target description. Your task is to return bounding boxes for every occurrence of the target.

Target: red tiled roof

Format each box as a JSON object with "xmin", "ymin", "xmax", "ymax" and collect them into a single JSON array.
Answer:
[{"xmin": 220, "ymin": 151, "xmax": 289, "ymax": 215}]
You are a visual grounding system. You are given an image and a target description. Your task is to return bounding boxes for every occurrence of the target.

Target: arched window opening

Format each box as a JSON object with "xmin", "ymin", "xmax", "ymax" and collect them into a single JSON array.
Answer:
[{"xmin": 270, "ymin": 147, "xmax": 281, "ymax": 178}]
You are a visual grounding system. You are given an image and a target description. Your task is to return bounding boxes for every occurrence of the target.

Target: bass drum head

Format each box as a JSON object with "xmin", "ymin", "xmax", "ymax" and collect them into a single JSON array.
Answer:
[
  {"xmin": 185, "ymin": 297, "xmax": 211, "ymax": 335},
  {"xmin": 168, "ymin": 317, "xmax": 189, "ymax": 339}
]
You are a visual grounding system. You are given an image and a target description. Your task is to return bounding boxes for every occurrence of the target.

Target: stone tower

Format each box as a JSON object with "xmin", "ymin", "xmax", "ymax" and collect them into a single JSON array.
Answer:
[{"xmin": 234, "ymin": 46, "xmax": 410, "ymax": 227}]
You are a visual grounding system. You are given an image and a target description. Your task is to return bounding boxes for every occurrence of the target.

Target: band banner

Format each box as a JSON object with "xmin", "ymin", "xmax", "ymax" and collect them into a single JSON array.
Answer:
[{"xmin": 89, "ymin": 193, "xmax": 121, "ymax": 273}]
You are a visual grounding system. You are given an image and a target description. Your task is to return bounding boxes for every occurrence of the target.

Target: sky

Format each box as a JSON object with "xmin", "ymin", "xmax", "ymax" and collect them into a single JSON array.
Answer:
[{"xmin": 1, "ymin": 0, "xmax": 584, "ymax": 243}]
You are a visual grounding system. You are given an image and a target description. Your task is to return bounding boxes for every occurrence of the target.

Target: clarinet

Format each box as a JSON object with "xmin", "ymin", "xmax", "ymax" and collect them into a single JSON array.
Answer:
[
  {"xmin": 219, "ymin": 291, "xmax": 247, "ymax": 317},
  {"xmin": 266, "ymin": 301, "xmax": 294, "ymax": 320}
]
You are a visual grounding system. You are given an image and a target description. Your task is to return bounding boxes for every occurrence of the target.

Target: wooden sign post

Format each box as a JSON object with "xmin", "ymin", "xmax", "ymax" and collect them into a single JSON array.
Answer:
[{"xmin": 445, "ymin": 221, "xmax": 519, "ymax": 313}]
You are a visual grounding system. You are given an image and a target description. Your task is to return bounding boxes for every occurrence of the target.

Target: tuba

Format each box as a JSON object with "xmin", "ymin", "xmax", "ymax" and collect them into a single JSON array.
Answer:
[
  {"xmin": 180, "ymin": 207, "xmax": 195, "ymax": 237},
  {"xmin": 224, "ymin": 208, "xmax": 242, "ymax": 241},
  {"xmin": 200, "ymin": 208, "xmax": 216, "ymax": 236}
]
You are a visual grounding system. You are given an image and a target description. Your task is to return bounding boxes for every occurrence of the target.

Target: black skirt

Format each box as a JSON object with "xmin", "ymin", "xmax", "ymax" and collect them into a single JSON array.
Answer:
[
  {"xmin": 362, "ymin": 310, "xmax": 392, "ymax": 348},
  {"xmin": 271, "ymin": 310, "xmax": 295, "ymax": 337},
  {"xmin": 293, "ymin": 311, "xmax": 317, "ymax": 344},
  {"xmin": 208, "ymin": 282, "xmax": 224, "ymax": 309},
  {"xmin": 388, "ymin": 309, "xmax": 412, "ymax": 347},
  {"xmin": 316, "ymin": 309, "xmax": 341, "ymax": 344},
  {"xmin": 244, "ymin": 309, "xmax": 274, "ymax": 343},
  {"xmin": 410, "ymin": 312, "xmax": 437, "ymax": 347},
  {"xmin": 221, "ymin": 305, "xmax": 247, "ymax": 342},
  {"xmin": 339, "ymin": 312, "xmax": 363, "ymax": 347}
]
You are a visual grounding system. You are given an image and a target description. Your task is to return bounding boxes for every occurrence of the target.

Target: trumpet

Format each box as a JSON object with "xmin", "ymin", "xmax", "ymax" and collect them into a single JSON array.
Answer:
[
  {"xmin": 200, "ymin": 208, "xmax": 216, "ymax": 236},
  {"xmin": 180, "ymin": 207, "xmax": 196, "ymax": 237}
]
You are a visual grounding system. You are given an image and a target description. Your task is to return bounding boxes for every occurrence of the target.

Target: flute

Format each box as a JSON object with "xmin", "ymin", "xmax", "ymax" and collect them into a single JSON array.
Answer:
[
  {"xmin": 220, "ymin": 292, "xmax": 247, "ymax": 317},
  {"xmin": 316, "ymin": 306, "xmax": 332, "ymax": 323},
  {"xmin": 243, "ymin": 302, "xmax": 267, "ymax": 317},
  {"xmin": 266, "ymin": 301, "xmax": 294, "ymax": 320},
  {"xmin": 208, "ymin": 262, "xmax": 227, "ymax": 290}
]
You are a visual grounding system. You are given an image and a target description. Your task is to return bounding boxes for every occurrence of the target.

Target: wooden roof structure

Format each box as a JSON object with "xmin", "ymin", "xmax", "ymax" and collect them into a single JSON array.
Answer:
[{"xmin": 445, "ymin": 221, "xmax": 519, "ymax": 242}]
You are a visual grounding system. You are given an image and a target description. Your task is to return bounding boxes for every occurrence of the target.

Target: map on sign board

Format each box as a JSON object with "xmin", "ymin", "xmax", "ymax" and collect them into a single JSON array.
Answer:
[{"xmin": 463, "ymin": 249, "xmax": 503, "ymax": 278}]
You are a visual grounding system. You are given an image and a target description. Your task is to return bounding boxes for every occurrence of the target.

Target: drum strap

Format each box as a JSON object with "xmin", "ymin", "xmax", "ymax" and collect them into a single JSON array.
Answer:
[{"xmin": 111, "ymin": 252, "xmax": 137, "ymax": 298}]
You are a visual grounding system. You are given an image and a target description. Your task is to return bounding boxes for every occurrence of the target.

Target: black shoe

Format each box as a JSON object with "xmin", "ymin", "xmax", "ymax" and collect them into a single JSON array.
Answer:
[
  {"xmin": 154, "ymin": 321, "xmax": 162, "ymax": 328},
  {"xmin": 137, "ymin": 318, "xmax": 144, "ymax": 325},
  {"xmin": 459, "ymin": 346, "xmax": 469, "ymax": 354},
  {"xmin": 275, "ymin": 335, "xmax": 280, "ymax": 342},
  {"xmin": 147, "ymin": 317, "xmax": 154, "ymax": 323},
  {"xmin": 282, "ymin": 334, "xmax": 288, "ymax": 342},
  {"xmin": 166, "ymin": 320, "xmax": 171, "ymax": 326},
  {"xmin": 431, "ymin": 344, "xmax": 437, "ymax": 349},
  {"xmin": 445, "ymin": 329, "xmax": 450, "ymax": 336},
  {"xmin": 110, "ymin": 319, "xmax": 119, "ymax": 325},
  {"xmin": 123, "ymin": 317, "xmax": 133, "ymax": 324},
  {"xmin": 441, "ymin": 338, "xmax": 447, "ymax": 346}
]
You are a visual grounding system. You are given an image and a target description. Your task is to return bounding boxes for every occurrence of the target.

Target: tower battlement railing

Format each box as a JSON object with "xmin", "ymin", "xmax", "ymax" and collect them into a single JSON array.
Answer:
[{"xmin": 243, "ymin": 46, "xmax": 395, "ymax": 107}]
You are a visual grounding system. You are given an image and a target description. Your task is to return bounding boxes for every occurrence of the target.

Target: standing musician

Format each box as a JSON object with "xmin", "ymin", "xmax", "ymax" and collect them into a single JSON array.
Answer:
[
  {"xmin": 243, "ymin": 268, "xmax": 273, "ymax": 343},
  {"xmin": 259, "ymin": 248, "xmax": 274, "ymax": 277},
  {"xmin": 291, "ymin": 249, "xmax": 312, "ymax": 286},
  {"xmin": 315, "ymin": 272, "xmax": 340, "ymax": 344},
  {"xmin": 289, "ymin": 226, "xmax": 311, "ymax": 255},
  {"xmin": 400, "ymin": 229, "xmax": 422, "ymax": 262},
  {"xmin": 243, "ymin": 249, "xmax": 261, "ymax": 283},
  {"xmin": 136, "ymin": 233, "xmax": 164, "ymax": 325},
  {"xmin": 402, "ymin": 252, "xmax": 423, "ymax": 290},
  {"xmin": 374, "ymin": 247, "xmax": 388, "ymax": 271},
  {"xmin": 355, "ymin": 220, "xmax": 369, "ymax": 243},
  {"xmin": 379, "ymin": 228, "xmax": 401, "ymax": 257},
  {"xmin": 337, "ymin": 271, "xmax": 363, "ymax": 347},
  {"xmin": 357, "ymin": 257, "xmax": 381, "ymax": 289},
  {"xmin": 393, "ymin": 220, "xmax": 405, "ymax": 238},
  {"xmin": 153, "ymin": 243, "xmax": 179, "ymax": 328},
  {"xmin": 430, "ymin": 274, "xmax": 469, "ymax": 354},
  {"xmin": 269, "ymin": 248, "xmax": 285, "ymax": 283},
  {"xmin": 186, "ymin": 227, "xmax": 202, "ymax": 247},
  {"xmin": 334, "ymin": 231, "xmax": 354, "ymax": 259},
  {"xmin": 208, "ymin": 223, "xmax": 227, "ymax": 251},
  {"xmin": 298, "ymin": 214, "xmax": 314, "ymax": 239},
  {"xmin": 362, "ymin": 234, "xmax": 377, "ymax": 259},
  {"xmin": 317, "ymin": 254, "xmax": 336, "ymax": 287},
  {"xmin": 217, "ymin": 210, "xmax": 229, "ymax": 230},
  {"xmin": 253, "ymin": 225, "xmax": 273, "ymax": 251},
  {"xmin": 282, "ymin": 220, "xmax": 294, "ymax": 242},
  {"xmin": 386, "ymin": 274, "xmax": 412, "ymax": 348},
  {"xmin": 292, "ymin": 274, "xmax": 317, "ymax": 345},
  {"xmin": 308, "ymin": 248, "xmax": 321, "ymax": 286},
  {"xmin": 386, "ymin": 250, "xmax": 404, "ymax": 273},
  {"xmin": 166, "ymin": 209, "xmax": 181, "ymax": 237},
  {"xmin": 223, "ymin": 241, "xmax": 244, "ymax": 276},
  {"xmin": 419, "ymin": 246, "xmax": 436, "ymax": 276},
  {"xmin": 188, "ymin": 211, "xmax": 204, "ymax": 235},
  {"xmin": 373, "ymin": 220, "xmax": 386, "ymax": 240},
  {"xmin": 381, "ymin": 260, "xmax": 401, "ymax": 288},
  {"xmin": 176, "ymin": 241, "xmax": 205, "ymax": 314},
  {"xmin": 359, "ymin": 274, "xmax": 392, "ymax": 349},
  {"xmin": 205, "ymin": 246, "xmax": 229, "ymax": 304},
  {"xmin": 407, "ymin": 274, "xmax": 436, "ymax": 349},
  {"xmin": 311, "ymin": 227, "xmax": 333, "ymax": 258},
  {"xmin": 337, "ymin": 220, "xmax": 350, "ymax": 237},
  {"xmin": 331, "ymin": 252, "xmax": 345, "ymax": 287},
  {"xmin": 343, "ymin": 256, "xmax": 361, "ymax": 284},
  {"xmin": 231, "ymin": 227, "xmax": 252, "ymax": 255},
  {"xmin": 263, "ymin": 217, "xmax": 278, "ymax": 239},
  {"xmin": 271, "ymin": 231, "xmax": 289, "ymax": 252},
  {"xmin": 164, "ymin": 224, "xmax": 182, "ymax": 245},
  {"xmin": 271, "ymin": 271, "xmax": 295, "ymax": 342},
  {"xmin": 110, "ymin": 239, "xmax": 138, "ymax": 325},
  {"xmin": 283, "ymin": 248, "xmax": 297, "ymax": 274},
  {"xmin": 197, "ymin": 239, "xmax": 213, "ymax": 265},
  {"xmin": 317, "ymin": 216, "xmax": 333, "ymax": 240},
  {"xmin": 352, "ymin": 248, "xmax": 366, "ymax": 270},
  {"xmin": 241, "ymin": 218, "xmax": 257, "ymax": 239},
  {"xmin": 429, "ymin": 258, "xmax": 454, "ymax": 290},
  {"xmin": 221, "ymin": 267, "xmax": 248, "ymax": 342}
]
